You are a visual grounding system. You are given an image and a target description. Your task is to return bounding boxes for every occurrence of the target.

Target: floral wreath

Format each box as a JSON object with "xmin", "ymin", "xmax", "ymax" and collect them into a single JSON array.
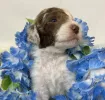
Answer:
[{"xmin": 0, "ymin": 18, "xmax": 105, "ymax": 100}]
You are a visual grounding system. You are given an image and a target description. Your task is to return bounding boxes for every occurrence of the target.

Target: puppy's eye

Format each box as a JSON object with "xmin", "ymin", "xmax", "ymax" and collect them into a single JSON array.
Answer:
[{"xmin": 50, "ymin": 18, "xmax": 57, "ymax": 22}]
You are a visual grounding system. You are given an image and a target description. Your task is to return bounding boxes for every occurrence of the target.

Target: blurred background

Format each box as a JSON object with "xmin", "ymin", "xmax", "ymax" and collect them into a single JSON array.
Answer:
[{"xmin": 0, "ymin": 0, "xmax": 105, "ymax": 51}]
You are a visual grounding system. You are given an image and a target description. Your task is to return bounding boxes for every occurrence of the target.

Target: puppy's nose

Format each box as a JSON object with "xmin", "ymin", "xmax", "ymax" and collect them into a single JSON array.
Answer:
[{"xmin": 71, "ymin": 24, "xmax": 79, "ymax": 34}]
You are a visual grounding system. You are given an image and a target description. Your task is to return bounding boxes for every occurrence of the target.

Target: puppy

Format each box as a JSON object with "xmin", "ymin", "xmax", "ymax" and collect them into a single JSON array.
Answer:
[{"xmin": 27, "ymin": 7, "xmax": 82, "ymax": 100}]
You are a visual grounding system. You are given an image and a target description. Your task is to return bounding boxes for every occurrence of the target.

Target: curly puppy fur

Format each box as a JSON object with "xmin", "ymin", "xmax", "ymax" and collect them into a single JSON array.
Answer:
[{"xmin": 27, "ymin": 7, "xmax": 82, "ymax": 100}]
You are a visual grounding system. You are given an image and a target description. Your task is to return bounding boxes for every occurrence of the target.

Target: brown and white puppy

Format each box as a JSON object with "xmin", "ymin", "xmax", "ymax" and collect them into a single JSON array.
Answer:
[{"xmin": 27, "ymin": 7, "xmax": 82, "ymax": 100}]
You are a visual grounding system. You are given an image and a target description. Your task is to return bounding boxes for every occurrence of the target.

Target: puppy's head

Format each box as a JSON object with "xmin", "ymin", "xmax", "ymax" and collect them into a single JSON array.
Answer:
[{"xmin": 27, "ymin": 7, "xmax": 82, "ymax": 49}]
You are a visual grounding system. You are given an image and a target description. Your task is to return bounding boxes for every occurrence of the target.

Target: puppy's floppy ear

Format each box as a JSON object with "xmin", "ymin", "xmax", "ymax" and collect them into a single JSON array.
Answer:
[{"xmin": 27, "ymin": 24, "xmax": 40, "ymax": 45}]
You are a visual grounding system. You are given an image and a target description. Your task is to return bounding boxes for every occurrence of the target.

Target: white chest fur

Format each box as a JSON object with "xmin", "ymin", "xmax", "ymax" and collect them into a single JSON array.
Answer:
[{"xmin": 30, "ymin": 47, "xmax": 75, "ymax": 100}]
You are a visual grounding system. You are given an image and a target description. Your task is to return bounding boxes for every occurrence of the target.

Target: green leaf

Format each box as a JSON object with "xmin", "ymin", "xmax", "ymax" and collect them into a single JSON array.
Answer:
[
  {"xmin": 82, "ymin": 46, "xmax": 91, "ymax": 55},
  {"xmin": 70, "ymin": 54, "xmax": 77, "ymax": 60},
  {"xmin": 26, "ymin": 18, "xmax": 34, "ymax": 24},
  {"xmin": 9, "ymin": 82, "xmax": 20, "ymax": 90},
  {"xmin": 1, "ymin": 76, "xmax": 12, "ymax": 90}
]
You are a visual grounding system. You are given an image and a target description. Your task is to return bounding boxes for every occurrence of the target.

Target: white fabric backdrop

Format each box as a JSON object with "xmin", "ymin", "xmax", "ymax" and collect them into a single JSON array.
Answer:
[{"xmin": 0, "ymin": 0, "xmax": 105, "ymax": 50}]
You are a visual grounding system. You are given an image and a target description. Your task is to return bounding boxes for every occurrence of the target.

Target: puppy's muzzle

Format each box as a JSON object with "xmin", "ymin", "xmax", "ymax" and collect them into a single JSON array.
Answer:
[{"xmin": 70, "ymin": 24, "xmax": 79, "ymax": 34}]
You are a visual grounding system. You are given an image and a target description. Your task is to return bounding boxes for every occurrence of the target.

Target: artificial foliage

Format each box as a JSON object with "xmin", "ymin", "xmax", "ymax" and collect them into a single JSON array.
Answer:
[{"xmin": 0, "ymin": 18, "xmax": 105, "ymax": 100}]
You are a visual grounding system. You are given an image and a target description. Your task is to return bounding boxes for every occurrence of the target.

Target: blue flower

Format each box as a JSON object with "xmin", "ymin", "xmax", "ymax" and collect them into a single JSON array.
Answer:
[
  {"xmin": 74, "ymin": 18, "xmax": 95, "ymax": 46},
  {"xmin": 93, "ymin": 85, "xmax": 105, "ymax": 100},
  {"xmin": 1, "ymin": 46, "xmax": 33, "ymax": 71},
  {"xmin": 1, "ymin": 51, "xmax": 11, "ymax": 63},
  {"xmin": 15, "ymin": 23, "xmax": 32, "ymax": 51},
  {"xmin": 67, "ymin": 48, "xmax": 105, "ymax": 82},
  {"xmin": 67, "ymin": 88, "xmax": 82, "ymax": 100},
  {"xmin": 67, "ymin": 75, "xmax": 105, "ymax": 100},
  {"xmin": 0, "ymin": 90, "xmax": 36, "ymax": 100},
  {"xmin": 97, "ymin": 48, "xmax": 105, "ymax": 61},
  {"xmin": 1, "ymin": 69, "xmax": 31, "ymax": 91},
  {"xmin": 0, "ymin": 23, "xmax": 34, "ymax": 94},
  {"xmin": 89, "ymin": 58, "xmax": 105, "ymax": 70}
]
